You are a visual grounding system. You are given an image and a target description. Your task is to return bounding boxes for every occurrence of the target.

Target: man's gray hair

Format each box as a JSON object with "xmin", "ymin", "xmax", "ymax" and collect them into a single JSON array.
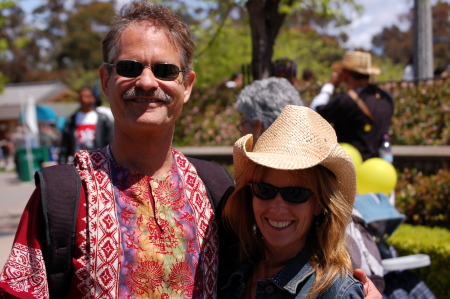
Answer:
[
  {"xmin": 102, "ymin": 1, "xmax": 195, "ymax": 75},
  {"xmin": 237, "ymin": 77, "xmax": 305, "ymax": 130}
]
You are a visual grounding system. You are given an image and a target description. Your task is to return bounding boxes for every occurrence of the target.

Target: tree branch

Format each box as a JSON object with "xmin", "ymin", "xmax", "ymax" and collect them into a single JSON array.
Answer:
[{"xmin": 196, "ymin": 1, "xmax": 235, "ymax": 58}]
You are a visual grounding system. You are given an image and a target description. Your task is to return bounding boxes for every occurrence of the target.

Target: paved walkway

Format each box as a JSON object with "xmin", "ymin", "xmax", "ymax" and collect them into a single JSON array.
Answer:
[{"xmin": 0, "ymin": 171, "xmax": 35, "ymax": 270}]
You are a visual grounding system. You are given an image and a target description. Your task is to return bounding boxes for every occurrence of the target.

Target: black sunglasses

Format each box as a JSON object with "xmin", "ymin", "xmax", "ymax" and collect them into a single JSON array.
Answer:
[
  {"xmin": 104, "ymin": 60, "xmax": 186, "ymax": 81},
  {"xmin": 248, "ymin": 182, "xmax": 313, "ymax": 204}
]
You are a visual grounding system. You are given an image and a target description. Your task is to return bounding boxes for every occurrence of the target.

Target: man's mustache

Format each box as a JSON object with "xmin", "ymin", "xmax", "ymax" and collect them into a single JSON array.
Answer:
[{"xmin": 122, "ymin": 88, "xmax": 173, "ymax": 103}]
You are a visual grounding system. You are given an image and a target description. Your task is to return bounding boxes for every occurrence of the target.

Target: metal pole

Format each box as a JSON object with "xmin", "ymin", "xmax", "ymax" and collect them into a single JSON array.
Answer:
[{"xmin": 413, "ymin": 0, "xmax": 434, "ymax": 82}]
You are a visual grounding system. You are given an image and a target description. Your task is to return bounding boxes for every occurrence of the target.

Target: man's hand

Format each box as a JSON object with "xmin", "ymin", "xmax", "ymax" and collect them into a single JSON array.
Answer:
[
  {"xmin": 353, "ymin": 269, "xmax": 382, "ymax": 299},
  {"xmin": 329, "ymin": 71, "xmax": 342, "ymax": 87}
]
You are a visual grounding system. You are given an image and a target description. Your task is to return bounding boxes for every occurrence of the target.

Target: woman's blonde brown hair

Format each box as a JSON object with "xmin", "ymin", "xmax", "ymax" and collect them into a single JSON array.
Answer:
[{"xmin": 222, "ymin": 162, "xmax": 354, "ymax": 298}]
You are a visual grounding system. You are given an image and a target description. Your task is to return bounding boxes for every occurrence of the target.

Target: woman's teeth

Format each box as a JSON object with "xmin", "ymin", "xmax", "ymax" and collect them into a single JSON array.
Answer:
[{"xmin": 268, "ymin": 219, "xmax": 292, "ymax": 228}]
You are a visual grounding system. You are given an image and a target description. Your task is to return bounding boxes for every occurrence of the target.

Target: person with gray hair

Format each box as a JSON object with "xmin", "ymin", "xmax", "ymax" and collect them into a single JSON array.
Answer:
[
  {"xmin": 236, "ymin": 77, "xmax": 305, "ymax": 142},
  {"xmin": 0, "ymin": 1, "xmax": 218, "ymax": 298}
]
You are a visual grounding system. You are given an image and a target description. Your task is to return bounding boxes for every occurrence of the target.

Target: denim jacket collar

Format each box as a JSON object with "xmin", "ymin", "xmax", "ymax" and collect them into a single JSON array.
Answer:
[
  {"xmin": 223, "ymin": 249, "xmax": 315, "ymax": 295},
  {"xmin": 268, "ymin": 249, "xmax": 315, "ymax": 294}
]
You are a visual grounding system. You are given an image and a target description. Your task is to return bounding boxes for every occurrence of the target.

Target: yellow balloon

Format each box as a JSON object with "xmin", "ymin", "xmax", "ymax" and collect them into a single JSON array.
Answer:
[
  {"xmin": 339, "ymin": 143, "xmax": 363, "ymax": 170},
  {"xmin": 357, "ymin": 158, "xmax": 397, "ymax": 195}
]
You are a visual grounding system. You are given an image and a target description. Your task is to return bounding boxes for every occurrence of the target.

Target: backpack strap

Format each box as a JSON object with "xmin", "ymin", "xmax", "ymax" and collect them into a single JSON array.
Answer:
[
  {"xmin": 34, "ymin": 164, "xmax": 81, "ymax": 299},
  {"xmin": 187, "ymin": 157, "xmax": 235, "ymax": 212}
]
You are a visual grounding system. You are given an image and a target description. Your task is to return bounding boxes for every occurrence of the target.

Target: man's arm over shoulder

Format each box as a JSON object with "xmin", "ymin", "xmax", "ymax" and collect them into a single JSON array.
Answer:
[{"xmin": 354, "ymin": 269, "xmax": 382, "ymax": 299}]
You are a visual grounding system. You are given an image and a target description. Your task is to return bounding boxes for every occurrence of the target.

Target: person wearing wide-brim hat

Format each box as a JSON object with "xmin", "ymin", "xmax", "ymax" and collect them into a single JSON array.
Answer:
[
  {"xmin": 310, "ymin": 50, "xmax": 394, "ymax": 162},
  {"xmin": 221, "ymin": 105, "xmax": 365, "ymax": 298}
]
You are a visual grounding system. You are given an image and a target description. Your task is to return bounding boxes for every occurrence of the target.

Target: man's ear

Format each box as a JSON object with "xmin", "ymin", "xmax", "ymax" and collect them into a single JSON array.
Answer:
[
  {"xmin": 253, "ymin": 119, "xmax": 265, "ymax": 136},
  {"xmin": 99, "ymin": 67, "xmax": 110, "ymax": 97},
  {"xmin": 182, "ymin": 71, "xmax": 196, "ymax": 104}
]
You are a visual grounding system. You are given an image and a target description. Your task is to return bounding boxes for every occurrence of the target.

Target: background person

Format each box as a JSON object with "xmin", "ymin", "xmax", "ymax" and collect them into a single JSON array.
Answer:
[
  {"xmin": 310, "ymin": 51, "xmax": 394, "ymax": 161},
  {"xmin": 273, "ymin": 58, "xmax": 299, "ymax": 90},
  {"xmin": 0, "ymin": 132, "xmax": 15, "ymax": 171},
  {"xmin": 221, "ymin": 105, "xmax": 364, "ymax": 298},
  {"xmin": 225, "ymin": 72, "xmax": 244, "ymax": 89},
  {"xmin": 57, "ymin": 86, "xmax": 113, "ymax": 164},
  {"xmin": 94, "ymin": 92, "xmax": 114, "ymax": 122},
  {"xmin": 236, "ymin": 77, "xmax": 305, "ymax": 143}
]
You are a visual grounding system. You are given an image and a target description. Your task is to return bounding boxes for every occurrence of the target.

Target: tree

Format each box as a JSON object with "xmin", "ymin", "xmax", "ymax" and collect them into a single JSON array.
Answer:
[
  {"xmin": 158, "ymin": 0, "xmax": 360, "ymax": 81},
  {"xmin": 0, "ymin": 0, "xmax": 14, "ymax": 91},
  {"xmin": 240, "ymin": 0, "xmax": 360, "ymax": 80},
  {"xmin": 0, "ymin": 0, "xmax": 36, "ymax": 85},
  {"xmin": 371, "ymin": 2, "xmax": 450, "ymax": 72},
  {"xmin": 372, "ymin": 25, "xmax": 412, "ymax": 66},
  {"xmin": 57, "ymin": 1, "xmax": 115, "ymax": 70}
]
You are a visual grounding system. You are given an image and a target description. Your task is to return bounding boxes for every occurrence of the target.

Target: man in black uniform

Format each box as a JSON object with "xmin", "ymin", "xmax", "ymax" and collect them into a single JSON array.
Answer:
[{"xmin": 310, "ymin": 51, "xmax": 394, "ymax": 161}]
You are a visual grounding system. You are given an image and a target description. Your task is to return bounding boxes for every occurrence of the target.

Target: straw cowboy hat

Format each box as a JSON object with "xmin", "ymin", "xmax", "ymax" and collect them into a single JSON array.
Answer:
[
  {"xmin": 332, "ymin": 51, "xmax": 381, "ymax": 75},
  {"xmin": 234, "ymin": 105, "xmax": 356, "ymax": 203}
]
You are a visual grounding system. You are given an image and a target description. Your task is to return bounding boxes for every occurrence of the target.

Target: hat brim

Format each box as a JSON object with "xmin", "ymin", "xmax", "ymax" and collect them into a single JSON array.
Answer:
[
  {"xmin": 332, "ymin": 61, "xmax": 381, "ymax": 75},
  {"xmin": 234, "ymin": 134, "xmax": 356, "ymax": 205}
]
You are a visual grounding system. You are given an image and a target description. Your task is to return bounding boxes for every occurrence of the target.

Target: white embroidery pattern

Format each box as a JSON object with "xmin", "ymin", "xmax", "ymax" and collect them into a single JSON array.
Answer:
[{"xmin": 0, "ymin": 243, "xmax": 49, "ymax": 299}]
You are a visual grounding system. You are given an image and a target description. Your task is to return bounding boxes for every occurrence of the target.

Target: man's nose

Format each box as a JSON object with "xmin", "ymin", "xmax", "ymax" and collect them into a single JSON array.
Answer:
[{"xmin": 135, "ymin": 67, "xmax": 159, "ymax": 90}]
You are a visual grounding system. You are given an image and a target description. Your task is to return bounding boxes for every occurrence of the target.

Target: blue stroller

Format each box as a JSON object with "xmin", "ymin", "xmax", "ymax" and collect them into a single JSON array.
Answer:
[{"xmin": 347, "ymin": 192, "xmax": 435, "ymax": 298}]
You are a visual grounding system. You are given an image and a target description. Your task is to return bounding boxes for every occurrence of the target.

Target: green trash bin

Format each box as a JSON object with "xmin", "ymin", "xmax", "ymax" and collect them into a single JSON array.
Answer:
[{"xmin": 16, "ymin": 147, "xmax": 50, "ymax": 182}]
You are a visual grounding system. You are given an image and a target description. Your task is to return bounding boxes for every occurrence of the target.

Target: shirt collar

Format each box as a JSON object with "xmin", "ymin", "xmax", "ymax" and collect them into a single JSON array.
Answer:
[
  {"xmin": 268, "ymin": 249, "xmax": 315, "ymax": 294},
  {"xmin": 223, "ymin": 249, "xmax": 316, "ymax": 295}
]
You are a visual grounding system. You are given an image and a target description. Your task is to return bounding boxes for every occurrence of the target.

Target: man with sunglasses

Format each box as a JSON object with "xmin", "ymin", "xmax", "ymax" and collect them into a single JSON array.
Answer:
[{"xmin": 0, "ymin": 2, "xmax": 218, "ymax": 298}]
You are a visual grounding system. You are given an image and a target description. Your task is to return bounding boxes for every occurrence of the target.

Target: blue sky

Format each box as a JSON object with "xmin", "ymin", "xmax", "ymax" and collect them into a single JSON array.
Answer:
[{"xmin": 18, "ymin": 0, "xmax": 450, "ymax": 50}]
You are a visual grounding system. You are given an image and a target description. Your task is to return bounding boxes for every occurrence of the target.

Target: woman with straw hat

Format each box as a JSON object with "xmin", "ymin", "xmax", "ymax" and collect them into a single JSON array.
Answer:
[{"xmin": 221, "ymin": 105, "xmax": 364, "ymax": 298}]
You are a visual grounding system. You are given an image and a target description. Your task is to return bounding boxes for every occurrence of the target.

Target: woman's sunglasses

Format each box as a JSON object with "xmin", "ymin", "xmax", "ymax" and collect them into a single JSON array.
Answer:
[
  {"xmin": 104, "ymin": 60, "xmax": 186, "ymax": 81},
  {"xmin": 248, "ymin": 182, "xmax": 313, "ymax": 204}
]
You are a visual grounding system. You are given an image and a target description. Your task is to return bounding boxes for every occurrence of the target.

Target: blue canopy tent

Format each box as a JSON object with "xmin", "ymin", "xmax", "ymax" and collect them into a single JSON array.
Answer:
[{"xmin": 19, "ymin": 105, "xmax": 58, "ymax": 123}]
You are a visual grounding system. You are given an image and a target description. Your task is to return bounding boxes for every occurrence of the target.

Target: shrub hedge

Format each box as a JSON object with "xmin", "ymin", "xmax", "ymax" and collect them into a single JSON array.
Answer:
[
  {"xmin": 395, "ymin": 169, "xmax": 450, "ymax": 229},
  {"xmin": 388, "ymin": 224, "xmax": 450, "ymax": 299},
  {"xmin": 175, "ymin": 77, "xmax": 450, "ymax": 147},
  {"xmin": 382, "ymin": 78, "xmax": 450, "ymax": 145}
]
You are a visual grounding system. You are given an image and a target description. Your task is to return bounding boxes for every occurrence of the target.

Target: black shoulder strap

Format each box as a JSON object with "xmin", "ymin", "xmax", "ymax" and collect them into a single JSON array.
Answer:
[
  {"xmin": 34, "ymin": 164, "xmax": 81, "ymax": 299},
  {"xmin": 187, "ymin": 157, "xmax": 235, "ymax": 212}
]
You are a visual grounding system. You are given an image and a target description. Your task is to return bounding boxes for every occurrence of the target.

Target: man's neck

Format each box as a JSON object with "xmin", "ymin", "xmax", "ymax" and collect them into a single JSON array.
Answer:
[
  {"xmin": 109, "ymin": 126, "xmax": 174, "ymax": 178},
  {"xmin": 80, "ymin": 106, "xmax": 95, "ymax": 113}
]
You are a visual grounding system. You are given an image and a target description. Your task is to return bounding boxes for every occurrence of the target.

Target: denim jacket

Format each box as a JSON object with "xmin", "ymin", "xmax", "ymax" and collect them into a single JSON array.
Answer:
[{"xmin": 220, "ymin": 249, "xmax": 364, "ymax": 298}]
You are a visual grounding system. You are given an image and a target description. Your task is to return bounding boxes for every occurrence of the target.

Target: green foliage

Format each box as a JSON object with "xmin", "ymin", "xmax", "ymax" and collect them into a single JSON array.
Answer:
[
  {"xmin": 273, "ymin": 26, "xmax": 343, "ymax": 83},
  {"xmin": 174, "ymin": 85, "xmax": 241, "ymax": 147},
  {"xmin": 61, "ymin": 68, "xmax": 107, "ymax": 104},
  {"xmin": 395, "ymin": 168, "xmax": 450, "ymax": 229},
  {"xmin": 388, "ymin": 224, "xmax": 450, "ymax": 299},
  {"xmin": 175, "ymin": 76, "xmax": 450, "ymax": 148},
  {"xmin": 372, "ymin": 56, "xmax": 404, "ymax": 82},
  {"xmin": 58, "ymin": 2, "xmax": 115, "ymax": 70},
  {"xmin": 0, "ymin": 0, "xmax": 17, "ymax": 89},
  {"xmin": 381, "ymin": 79, "xmax": 450, "ymax": 145},
  {"xmin": 193, "ymin": 19, "xmax": 252, "ymax": 88}
]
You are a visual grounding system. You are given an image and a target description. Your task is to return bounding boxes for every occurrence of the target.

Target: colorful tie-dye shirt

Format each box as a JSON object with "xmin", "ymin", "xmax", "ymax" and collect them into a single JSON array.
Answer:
[
  {"xmin": 0, "ymin": 148, "xmax": 219, "ymax": 299},
  {"xmin": 112, "ymin": 157, "xmax": 204, "ymax": 298}
]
